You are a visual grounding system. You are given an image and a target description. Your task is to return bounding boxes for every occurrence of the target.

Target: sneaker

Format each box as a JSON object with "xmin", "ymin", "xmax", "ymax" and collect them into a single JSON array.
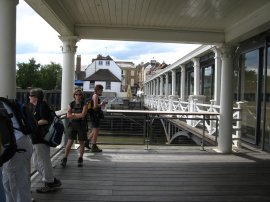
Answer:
[
  {"xmin": 36, "ymin": 186, "xmax": 56, "ymax": 193},
  {"xmin": 84, "ymin": 140, "xmax": 91, "ymax": 150},
  {"xmin": 91, "ymin": 144, "xmax": 102, "ymax": 153},
  {"xmin": 60, "ymin": 157, "xmax": 67, "ymax": 167},
  {"xmin": 78, "ymin": 157, "xmax": 83, "ymax": 167},
  {"xmin": 45, "ymin": 178, "xmax": 62, "ymax": 188}
]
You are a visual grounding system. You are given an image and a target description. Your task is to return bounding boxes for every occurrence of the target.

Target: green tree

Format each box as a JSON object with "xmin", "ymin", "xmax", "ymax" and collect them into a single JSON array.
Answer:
[
  {"xmin": 39, "ymin": 62, "xmax": 62, "ymax": 90},
  {"xmin": 16, "ymin": 59, "xmax": 62, "ymax": 90},
  {"xmin": 16, "ymin": 58, "xmax": 41, "ymax": 89}
]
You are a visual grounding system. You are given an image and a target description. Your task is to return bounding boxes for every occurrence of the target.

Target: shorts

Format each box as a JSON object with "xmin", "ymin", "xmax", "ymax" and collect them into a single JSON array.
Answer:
[
  {"xmin": 90, "ymin": 119, "xmax": 100, "ymax": 128},
  {"xmin": 67, "ymin": 121, "xmax": 87, "ymax": 141}
]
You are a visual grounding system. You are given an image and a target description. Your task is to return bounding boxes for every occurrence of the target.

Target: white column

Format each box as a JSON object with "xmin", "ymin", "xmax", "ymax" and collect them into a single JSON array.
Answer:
[
  {"xmin": 165, "ymin": 73, "xmax": 169, "ymax": 97},
  {"xmin": 192, "ymin": 58, "xmax": 200, "ymax": 95},
  {"xmin": 59, "ymin": 36, "xmax": 80, "ymax": 110},
  {"xmin": 218, "ymin": 45, "xmax": 234, "ymax": 153},
  {"xmin": 149, "ymin": 81, "xmax": 152, "ymax": 95},
  {"xmin": 159, "ymin": 76, "xmax": 164, "ymax": 96},
  {"xmin": 156, "ymin": 78, "xmax": 159, "ymax": 96},
  {"xmin": 0, "ymin": 0, "xmax": 18, "ymax": 99},
  {"xmin": 180, "ymin": 65, "xmax": 186, "ymax": 101},
  {"xmin": 154, "ymin": 79, "xmax": 158, "ymax": 95},
  {"xmin": 213, "ymin": 47, "xmax": 222, "ymax": 105},
  {"xmin": 171, "ymin": 69, "xmax": 176, "ymax": 96}
]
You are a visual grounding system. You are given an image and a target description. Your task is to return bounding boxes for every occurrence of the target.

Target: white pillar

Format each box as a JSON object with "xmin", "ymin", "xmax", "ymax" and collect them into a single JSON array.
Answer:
[
  {"xmin": 159, "ymin": 76, "xmax": 164, "ymax": 96},
  {"xmin": 0, "ymin": 0, "xmax": 18, "ymax": 99},
  {"xmin": 213, "ymin": 47, "xmax": 222, "ymax": 105},
  {"xmin": 180, "ymin": 65, "xmax": 186, "ymax": 101},
  {"xmin": 218, "ymin": 45, "xmax": 234, "ymax": 153},
  {"xmin": 149, "ymin": 81, "xmax": 152, "ymax": 95},
  {"xmin": 165, "ymin": 73, "xmax": 169, "ymax": 97},
  {"xmin": 59, "ymin": 36, "xmax": 80, "ymax": 110},
  {"xmin": 171, "ymin": 69, "xmax": 176, "ymax": 96},
  {"xmin": 192, "ymin": 58, "xmax": 200, "ymax": 95},
  {"xmin": 155, "ymin": 79, "xmax": 158, "ymax": 95},
  {"xmin": 156, "ymin": 78, "xmax": 159, "ymax": 96}
]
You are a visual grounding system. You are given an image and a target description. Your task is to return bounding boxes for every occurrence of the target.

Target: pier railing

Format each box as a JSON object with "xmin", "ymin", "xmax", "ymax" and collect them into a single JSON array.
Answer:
[{"xmin": 144, "ymin": 95, "xmax": 243, "ymax": 147}]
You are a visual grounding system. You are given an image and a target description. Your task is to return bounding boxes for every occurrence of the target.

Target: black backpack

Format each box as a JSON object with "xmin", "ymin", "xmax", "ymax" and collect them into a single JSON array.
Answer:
[
  {"xmin": 42, "ymin": 110, "xmax": 64, "ymax": 147},
  {"xmin": 0, "ymin": 102, "xmax": 25, "ymax": 166},
  {"xmin": 0, "ymin": 97, "xmax": 38, "ymax": 136}
]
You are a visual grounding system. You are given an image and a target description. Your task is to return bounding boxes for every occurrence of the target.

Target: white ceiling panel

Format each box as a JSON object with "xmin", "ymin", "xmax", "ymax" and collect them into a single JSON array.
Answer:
[{"xmin": 24, "ymin": 0, "xmax": 270, "ymax": 44}]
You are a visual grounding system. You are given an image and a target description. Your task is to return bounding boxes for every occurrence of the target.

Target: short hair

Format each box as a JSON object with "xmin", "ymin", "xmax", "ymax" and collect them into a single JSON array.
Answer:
[
  {"xmin": 73, "ymin": 88, "xmax": 83, "ymax": 99},
  {"xmin": 94, "ymin": 84, "xmax": 103, "ymax": 93},
  {"xmin": 30, "ymin": 88, "xmax": 44, "ymax": 100}
]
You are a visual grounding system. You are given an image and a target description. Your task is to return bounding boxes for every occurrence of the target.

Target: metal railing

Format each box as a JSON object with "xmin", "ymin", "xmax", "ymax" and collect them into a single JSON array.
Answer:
[{"xmin": 106, "ymin": 109, "xmax": 219, "ymax": 151}]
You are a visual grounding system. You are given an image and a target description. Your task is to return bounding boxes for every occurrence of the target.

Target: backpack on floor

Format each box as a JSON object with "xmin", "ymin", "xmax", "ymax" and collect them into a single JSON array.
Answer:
[
  {"xmin": 42, "ymin": 110, "xmax": 64, "ymax": 147},
  {"xmin": 0, "ymin": 97, "xmax": 38, "ymax": 136},
  {"xmin": 0, "ymin": 101, "xmax": 25, "ymax": 166}
]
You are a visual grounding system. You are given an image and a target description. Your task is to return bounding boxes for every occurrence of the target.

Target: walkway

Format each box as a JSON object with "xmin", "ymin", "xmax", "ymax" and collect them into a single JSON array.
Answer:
[{"xmin": 31, "ymin": 145, "xmax": 270, "ymax": 202}]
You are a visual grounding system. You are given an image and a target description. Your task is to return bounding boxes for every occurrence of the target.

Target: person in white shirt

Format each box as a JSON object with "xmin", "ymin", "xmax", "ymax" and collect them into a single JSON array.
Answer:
[{"xmin": 1, "ymin": 102, "xmax": 33, "ymax": 202}]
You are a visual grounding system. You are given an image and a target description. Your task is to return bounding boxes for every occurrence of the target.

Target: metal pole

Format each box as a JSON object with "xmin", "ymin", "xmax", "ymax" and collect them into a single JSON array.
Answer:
[{"xmin": 200, "ymin": 115, "xmax": 206, "ymax": 151}]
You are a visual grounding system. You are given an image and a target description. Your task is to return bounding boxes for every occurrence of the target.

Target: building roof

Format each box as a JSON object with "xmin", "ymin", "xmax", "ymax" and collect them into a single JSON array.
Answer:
[
  {"xmin": 116, "ymin": 61, "xmax": 135, "ymax": 68},
  {"xmin": 84, "ymin": 69, "xmax": 121, "ymax": 82},
  {"xmin": 92, "ymin": 54, "xmax": 113, "ymax": 62}
]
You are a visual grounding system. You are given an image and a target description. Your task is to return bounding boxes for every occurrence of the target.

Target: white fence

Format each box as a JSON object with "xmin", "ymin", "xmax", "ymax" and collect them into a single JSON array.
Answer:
[{"xmin": 144, "ymin": 95, "xmax": 243, "ymax": 146}]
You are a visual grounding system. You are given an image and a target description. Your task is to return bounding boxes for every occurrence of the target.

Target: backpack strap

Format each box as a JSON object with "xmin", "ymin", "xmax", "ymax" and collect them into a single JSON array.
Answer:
[{"xmin": 0, "ymin": 98, "xmax": 23, "ymax": 132}]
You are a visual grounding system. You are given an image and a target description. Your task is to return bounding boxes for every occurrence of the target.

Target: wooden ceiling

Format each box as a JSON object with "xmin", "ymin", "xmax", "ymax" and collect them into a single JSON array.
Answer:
[{"xmin": 25, "ymin": 0, "xmax": 270, "ymax": 44}]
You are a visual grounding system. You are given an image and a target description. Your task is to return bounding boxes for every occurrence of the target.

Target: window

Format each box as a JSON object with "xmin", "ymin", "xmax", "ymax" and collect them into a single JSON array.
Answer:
[
  {"xmin": 98, "ymin": 61, "xmax": 103, "ymax": 65},
  {"xmin": 131, "ymin": 70, "xmax": 134, "ymax": 76},
  {"xmin": 131, "ymin": 78, "xmax": 134, "ymax": 86},
  {"xmin": 106, "ymin": 61, "xmax": 110, "ymax": 66},
  {"xmin": 240, "ymin": 50, "xmax": 259, "ymax": 144},
  {"xmin": 201, "ymin": 65, "xmax": 214, "ymax": 101},
  {"xmin": 106, "ymin": 81, "xmax": 111, "ymax": 90},
  {"xmin": 89, "ymin": 81, "xmax": 95, "ymax": 89},
  {"xmin": 185, "ymin": 65, "xmax": 194, "ymax": 98}
]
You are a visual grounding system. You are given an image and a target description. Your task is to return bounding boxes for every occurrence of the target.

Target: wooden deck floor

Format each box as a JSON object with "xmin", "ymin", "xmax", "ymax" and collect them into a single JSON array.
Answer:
[{"xmin": 31, "ymin": 145, "xmax": 270, "ymax": 202}]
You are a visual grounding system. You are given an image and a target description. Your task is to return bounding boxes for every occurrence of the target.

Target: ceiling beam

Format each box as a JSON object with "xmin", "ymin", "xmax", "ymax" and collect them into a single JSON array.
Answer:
[{"xmin": 75, "ymin": 26, "xmax": 224, "ymax": 44}]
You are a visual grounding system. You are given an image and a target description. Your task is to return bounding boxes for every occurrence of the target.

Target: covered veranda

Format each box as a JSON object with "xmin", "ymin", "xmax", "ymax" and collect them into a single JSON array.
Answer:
[{"xmin": 1, "ymin": 0, "xmax": 270, "ymax": 153}]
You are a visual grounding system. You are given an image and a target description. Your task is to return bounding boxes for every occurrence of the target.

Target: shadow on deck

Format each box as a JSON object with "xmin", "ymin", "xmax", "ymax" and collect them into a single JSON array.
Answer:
[{"xmin": 31, "ymin": 145, "xmax": 270, "ymax": 202}]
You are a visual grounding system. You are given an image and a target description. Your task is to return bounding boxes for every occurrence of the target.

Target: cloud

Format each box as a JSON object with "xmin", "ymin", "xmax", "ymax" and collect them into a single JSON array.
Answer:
[{"xmin": 17, "ymin": 1, "xmax": 201, "ymax": 67}]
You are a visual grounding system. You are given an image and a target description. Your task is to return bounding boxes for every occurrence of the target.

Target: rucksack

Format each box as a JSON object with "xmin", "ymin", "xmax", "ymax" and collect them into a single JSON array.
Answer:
[
  {"xmin": 86, "ymin": 98, "xmax": 93, "ymax": 113},
  {"xmin": 0, "ymin": 97, "xmax": 38, "ymax": 136},
  {"xmin": 42, "ymin": 110, "xmax": 64, "ymax": 147},
  {"xmin": 0, "ymin": 102, "xmax": 26, "ymax": 167}
]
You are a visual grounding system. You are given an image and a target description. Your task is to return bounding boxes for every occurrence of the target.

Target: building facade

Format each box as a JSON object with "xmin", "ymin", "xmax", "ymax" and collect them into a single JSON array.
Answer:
[
  {"xmin": 83, "ymin": 54, "xmax": 121, "ymax": 97},
  {"xmin": 144, "ymin": 31, "xmax": 270, "ymax": 151}
]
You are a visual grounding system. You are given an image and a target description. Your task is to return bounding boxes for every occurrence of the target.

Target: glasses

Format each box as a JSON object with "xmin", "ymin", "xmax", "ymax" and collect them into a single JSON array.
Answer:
[
  {"xmin": 29, "ymin": 95, "xmax": 36, "ymax": 97},
  {"xmin": 75, "ymin": 94, "xmax": 83, "ymax": 96}
]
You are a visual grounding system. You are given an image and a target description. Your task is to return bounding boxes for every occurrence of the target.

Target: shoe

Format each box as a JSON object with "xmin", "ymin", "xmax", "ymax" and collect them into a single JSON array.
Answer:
[
  {"xmin": 91, "ymin": 144, "xmax": 102, "ymax": 153},
  {"xmin": 78, "ymin": 157, "xmax": 83, "ymax": 167},
  {"xmin": 31, "ymin": 197, "xmax": 35, "ymax": 202},
  {"xmin": 45, "ymin": 178, "xmax": 62, "ymax": 188},
  {"xmin": 60, "ymin": 157, "xmax": 67, "ymax": 167},
  {"xmin": 36, "ymin": 186, "xmax": 56, "ymax": 193},
  {"xmin": 84, "ymin": 140, "xmax": 91, "ymax": 150}
]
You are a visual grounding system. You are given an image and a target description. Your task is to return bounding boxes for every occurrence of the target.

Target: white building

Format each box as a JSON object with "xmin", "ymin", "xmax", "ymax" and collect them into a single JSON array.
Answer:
[{"xmin": 83, "ymin": 55, "xmax": 122, "ymax": 97}]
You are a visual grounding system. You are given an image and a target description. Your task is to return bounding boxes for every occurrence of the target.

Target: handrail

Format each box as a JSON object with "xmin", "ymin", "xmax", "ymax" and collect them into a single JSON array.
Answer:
[
  {"xmin": 106, "ymin": 109, "xmax": 219, "ymax": 150},
  {"xmin": 106, "ymin": 109, "xmax": 219, "ymax": 116}
]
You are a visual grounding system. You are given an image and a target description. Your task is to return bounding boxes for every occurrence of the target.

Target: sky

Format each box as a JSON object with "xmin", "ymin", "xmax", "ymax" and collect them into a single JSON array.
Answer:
[{"xmin": 16, "ymin": 1, "xmax": 201, "ymax": 68}]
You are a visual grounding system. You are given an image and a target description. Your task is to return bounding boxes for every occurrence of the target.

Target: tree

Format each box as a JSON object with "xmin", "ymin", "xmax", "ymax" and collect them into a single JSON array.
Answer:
[
  {"xmin": 16, "ymin": 58, "xmax": 40, "ymax": 89},
  {"xmin": 39, "ymin": 62, "xmax": 62, "ymax": 90},
  {"xmin": 16, "ymin": 59, "xmax": 62, "ymax": 90}
]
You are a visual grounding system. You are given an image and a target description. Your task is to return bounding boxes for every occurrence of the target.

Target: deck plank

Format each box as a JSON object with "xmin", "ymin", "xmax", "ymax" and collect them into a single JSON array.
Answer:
[{"xmin": 31, "ymin": 145, "xmax": 270, "ymax": 202}]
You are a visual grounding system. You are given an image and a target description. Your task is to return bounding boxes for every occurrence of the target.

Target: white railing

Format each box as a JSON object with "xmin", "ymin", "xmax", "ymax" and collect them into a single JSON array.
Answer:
[{"xmin": 144, "ymin": 95, "xmax": 243, "ymax": 146}]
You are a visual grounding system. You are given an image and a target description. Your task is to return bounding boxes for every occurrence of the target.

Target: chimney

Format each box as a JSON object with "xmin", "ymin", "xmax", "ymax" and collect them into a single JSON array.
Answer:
[{"xmin": 76, "ymin": 55, "xmax": 81, "ymax": 71}]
